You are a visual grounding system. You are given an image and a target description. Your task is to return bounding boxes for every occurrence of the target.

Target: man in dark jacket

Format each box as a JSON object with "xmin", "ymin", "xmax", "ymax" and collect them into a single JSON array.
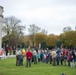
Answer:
[
  {"xmin": 5, "ymin": 45, "xmax": 9, "ymax": 56},
  {"xmin": 26, "ymin": 49, "xmax": 32, "ymax": 67}
]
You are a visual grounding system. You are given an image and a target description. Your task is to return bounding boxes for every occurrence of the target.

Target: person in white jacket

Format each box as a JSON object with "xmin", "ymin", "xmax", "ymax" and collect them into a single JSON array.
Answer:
[{"xmin": 33, "ymin": 50, "xmax": 37, "ymax": 64}]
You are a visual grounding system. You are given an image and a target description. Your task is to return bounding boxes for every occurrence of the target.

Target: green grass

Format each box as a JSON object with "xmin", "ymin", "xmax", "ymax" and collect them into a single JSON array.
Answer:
[{"xmin": 0, "ymin": 58, "xmax": 76, "ymax": 75}]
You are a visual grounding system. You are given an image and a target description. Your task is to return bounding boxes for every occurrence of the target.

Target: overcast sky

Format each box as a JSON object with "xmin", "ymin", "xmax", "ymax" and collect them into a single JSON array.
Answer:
[{"xmin": 0, "ymin": 0, "xmax": 76, "ymax": 35}]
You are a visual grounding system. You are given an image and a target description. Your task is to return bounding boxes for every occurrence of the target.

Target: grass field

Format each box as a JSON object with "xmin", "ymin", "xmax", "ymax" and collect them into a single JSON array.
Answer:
[{"xmin": 0, "ymin": 57, "xmax": 76, "ymax": 75}]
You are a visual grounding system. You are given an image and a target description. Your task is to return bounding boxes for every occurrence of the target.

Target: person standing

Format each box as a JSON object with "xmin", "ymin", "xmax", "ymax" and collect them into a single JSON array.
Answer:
[
  {"xmin": 33, "ymin": 50, "xmax": 37, "ymax": 64},
  {"xmin": 49, "ymin": 51, "xmax": 52, "ymax": 64},
  {"xmin": 56, "ymin": 52, "xmax": 60, "ymax": 65},
  {"xmin": 70, "ymin": 50, "xmax": 75, "ymax": 67},
  {"xmin": 60, "ymin": 53, "xmax": 64, "ymax": 65},
  {"xmin": 67, "ymin": 53, "xmax": 71, "ymax": 66},
  {"xmin": 13, "ymin": 46, "xmax": 16, "ymax": 55},
  {"xmin": 52, "ymin": 50, "xmax": 56, "ymax": 66},
  {"xmin": 19, "ymin": 48, "xmax": 26, "ymax": 65},
  {"xmin": 5, "ymin": 45, "xmax": 9, "ymax": 56},
  {"xmin": 9, "ymin": 46, "xmax": 12, "ymax": 55},
  {"xmin": 26, "ymin": 49, "xmax": 32, "ymax": 67},
  {"xmin": 16, "ymin": 48, "xmax": 21, "ymax": 66},
  {"xmin": 46, "ymin": 52, "xmax": 49, "ymax": 64},
  {"xmin": 37, "ymin": 50, "xmax": 41, "ymax": 63}
]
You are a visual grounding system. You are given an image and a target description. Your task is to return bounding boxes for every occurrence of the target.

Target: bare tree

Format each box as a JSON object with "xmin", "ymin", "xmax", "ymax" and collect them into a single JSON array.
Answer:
[
  {"xmin": 2, "ymin": 16, "xmax": 26, "ymax": 47},
  {"xmin": 2, "ymin": 16, "xmax": 25, "ymax": 36},
  {"xmin": 41, "ymin": 29, "xmax": 48, "ymax": 34},
  {"xmin": 63, "ymin": 26, "xmax": 72, "ymax": 32},
  {"xmin": 28, "ymin": 24, "xmax": 41, "ymax": 47},
  {"xmin": 28, "ymin": 24, "xmax": 41, "ymax": 35}
]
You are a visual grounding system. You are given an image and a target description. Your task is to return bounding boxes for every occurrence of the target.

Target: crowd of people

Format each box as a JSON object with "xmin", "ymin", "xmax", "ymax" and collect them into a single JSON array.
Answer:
[
  {"xmin": 0, "ymin": 45, "xmax": 16, "ymax": 59},
  {"xmin": 15, "ymin": 47, "xmax": 76, "ymax": 68},
  {"xmin": 0, "ymin": 45, "xmax": 76, "ymax": 68},
  {"xmin": 34, "ymin": 48, "xmax": 76, "ymax": 67}
]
